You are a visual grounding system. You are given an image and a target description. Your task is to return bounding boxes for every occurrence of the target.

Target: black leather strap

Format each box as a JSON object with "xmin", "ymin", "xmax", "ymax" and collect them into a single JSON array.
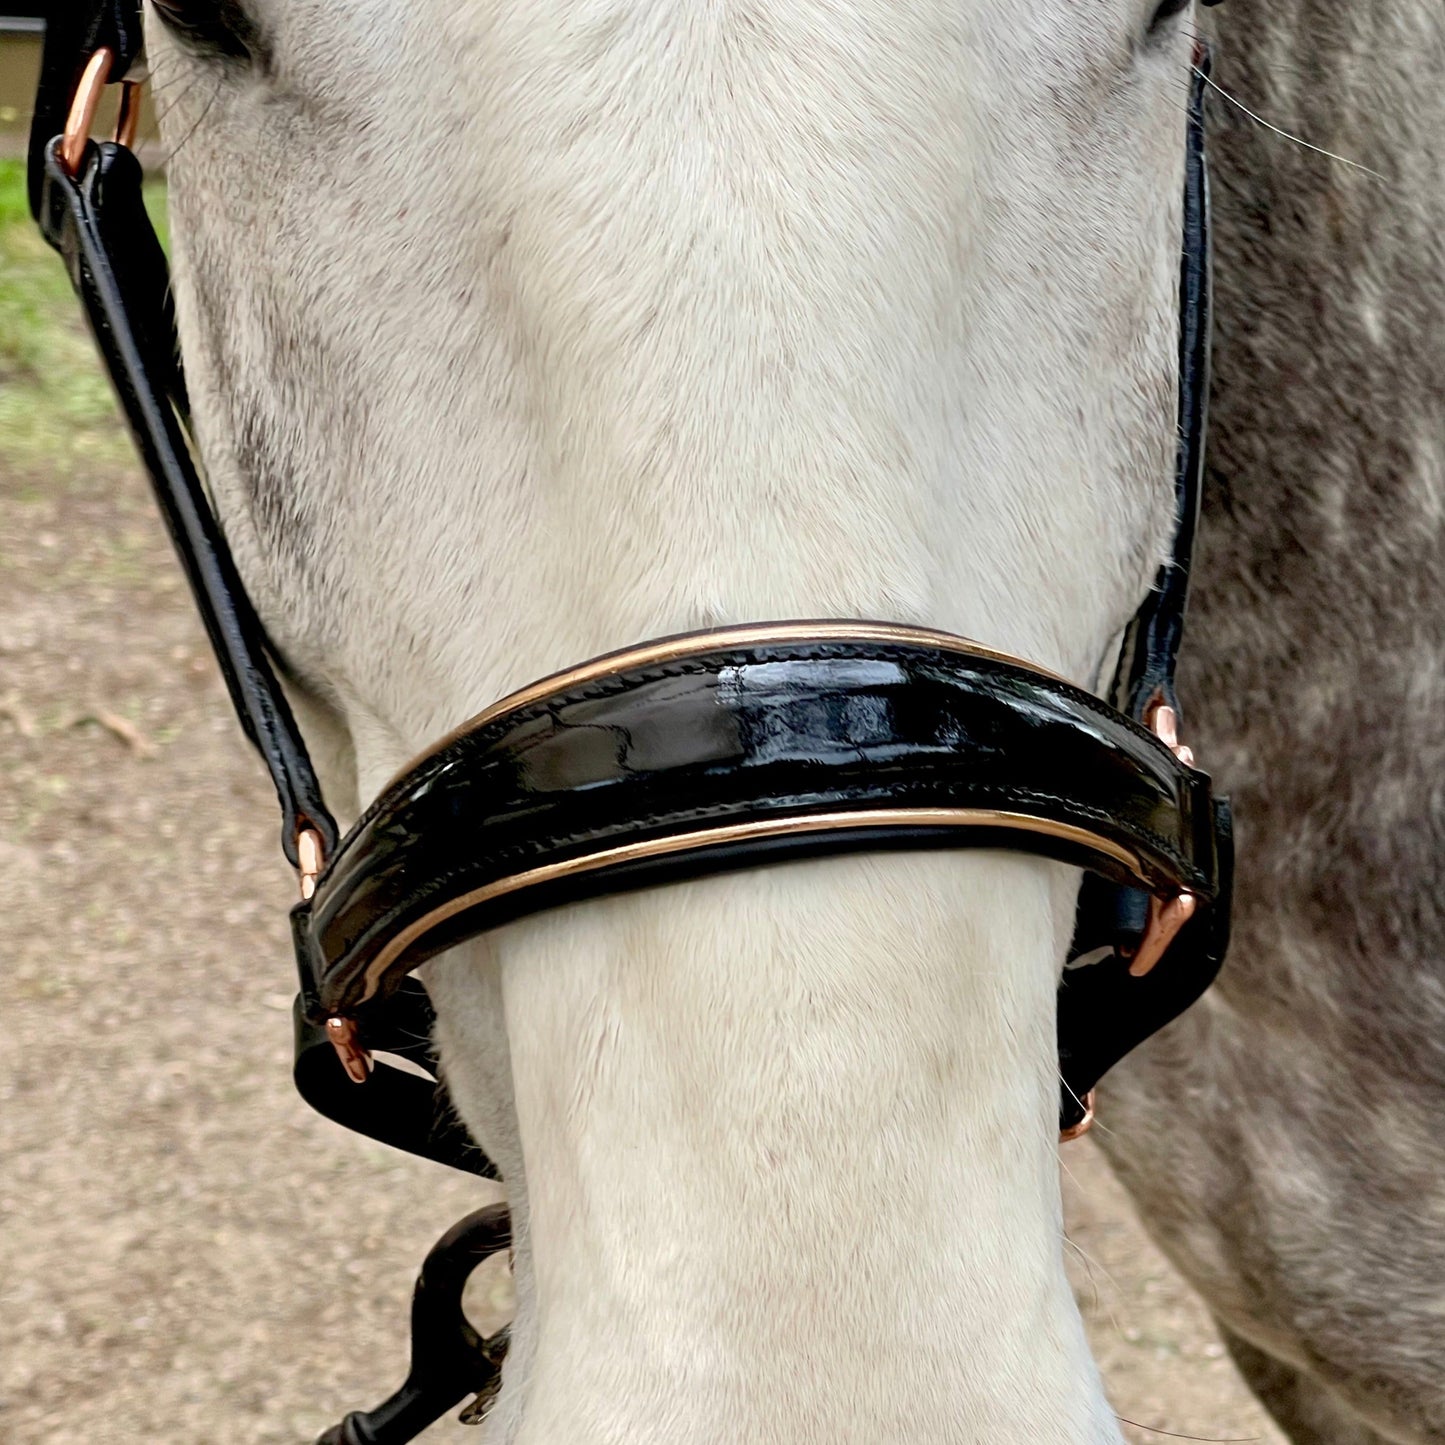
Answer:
[
  {"xmin": 1113, "ymin": 49, "xmax": 1213, "ymax": 724},
  {"xmin": 1058, "ymin": 798, "xmax": 1232, "ymax": 1131},
  {"xmin": 312, "ymin": 1205, "xmax": 511, "ymax": 1445},
  {"xmin": 1067, "ymin": 53, "xmax": 1216, "ymax": 1001},
  {"xmin": 35, "ymin": 138, "xmax": 338, "ymax": 864},
  {"xmin": 292, "ymin": 976, "xmax": 497, "ymax": 1177}
]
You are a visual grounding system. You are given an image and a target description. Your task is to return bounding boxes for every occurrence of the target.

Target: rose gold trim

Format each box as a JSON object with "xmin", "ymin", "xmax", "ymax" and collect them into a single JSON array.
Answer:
[
  {"xmin": 1124, "ymin": 701, "xmax": 1200, "ymax": 977},
  {"xmin": 352, "ymin": 807, "xmax": 1147, "ymax": 1004},
  {"xmin": 61, "ymin": 49, "xmax": 114, "ymax": 175},
  {"xmin": 59, "ymin": 49, "xmax": 144, "ymax": 176},
  {"xmin": 326, "ymin": 1017, "xmax": 372, "ymax": 1084},
  {"xmin": 1059, "ymin": 1091, "xmax": 1095, "ymax": 1143},
  {"xmin": 113, "ymin": 80, "xmax": 142, "ymax": 151},
  {"xmin": 297, "ymin": 827, "xmax": 325, "ymax": 902},
  {"xmin": 1128, "ymin": 891, "xmax": 1199, "ymax": 978},
  {"xmin": 378, "ymin": 622, "xmax": 1074, "ymax": 797}
]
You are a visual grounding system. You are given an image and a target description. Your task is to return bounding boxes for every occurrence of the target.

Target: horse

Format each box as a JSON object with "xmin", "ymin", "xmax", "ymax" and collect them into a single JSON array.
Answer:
[
  {"xmin": 139, "ymin": 0, "xmax": 1216, "ymax": 1438},
  {"xmin": 1100, "ymin": 3, "xmax": 1445, "ymax": 1441}
]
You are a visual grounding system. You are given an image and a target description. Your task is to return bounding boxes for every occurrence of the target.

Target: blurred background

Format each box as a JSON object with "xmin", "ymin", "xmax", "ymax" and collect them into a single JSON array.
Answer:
[{"xmin": 0, "ymin": 14, "xmax": 1283, "ymax": 1443}]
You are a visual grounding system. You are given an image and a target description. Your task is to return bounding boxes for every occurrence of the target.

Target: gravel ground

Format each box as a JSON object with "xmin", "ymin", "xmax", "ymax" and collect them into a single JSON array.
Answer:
[{"xmin": 0, "ymin": 387, "xmax": 1285, "ymax": 1445}]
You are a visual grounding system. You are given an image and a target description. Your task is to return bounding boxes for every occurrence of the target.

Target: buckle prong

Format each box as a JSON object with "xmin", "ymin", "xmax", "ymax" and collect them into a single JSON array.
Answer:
[{"xmin": 325, "ymin": 1017, "xmax": 373, "ymax": 1084}]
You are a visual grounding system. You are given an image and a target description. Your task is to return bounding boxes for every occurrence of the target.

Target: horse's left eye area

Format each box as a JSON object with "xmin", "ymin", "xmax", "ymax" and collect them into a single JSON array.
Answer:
[
  {"xmin": 1147, "ymin": 0, "xmax": 1194, "ymax": 31},
  {"xmin": 150, "ymin": 0, "xmax": 256, "ymax": 61}
]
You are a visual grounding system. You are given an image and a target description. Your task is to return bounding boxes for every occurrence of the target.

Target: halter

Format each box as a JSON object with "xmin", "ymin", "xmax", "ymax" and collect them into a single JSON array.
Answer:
[{"xmin": 30, "ymin": 7, "xmax": 1230, "ymax": 1440}]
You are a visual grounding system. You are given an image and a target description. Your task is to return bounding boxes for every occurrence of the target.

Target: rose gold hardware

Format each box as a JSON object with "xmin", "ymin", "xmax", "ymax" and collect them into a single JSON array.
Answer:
[
  {"xmin": 297, "ymin": 827, "xmax": 325, "ymax": 901},
  {"xmin": 1128, "ymin": 890, "xmax": 1199, "ymax": 978},
  {"xmin": 1124, "ymin": 700, "xmax": 1200, "ymax": 977},
  {"xmin": 1147, "ymin": 702, "xmax": 1195, "ymax": 769},
  {"xmin": 60, "ymin": 49, "xmax": 144, "ymax": 177},
  {"xmin": 113, "ymin": 78, "xmax": 141, "ymax": 151},
  {"xmin": 60, "ymin": 50, "xmax": 111, "ymax": 174},
  {"xmin": 458, "ymin": 1376, "xmax": 503, "ymax": 1426},
  {"xmin": 1059, "ymin": 1091, "xmax": 1095, "ymax": 1143},
  {"xmin": 326, "ymin": 1017, "xmax": 372, "ymax": 1084}
]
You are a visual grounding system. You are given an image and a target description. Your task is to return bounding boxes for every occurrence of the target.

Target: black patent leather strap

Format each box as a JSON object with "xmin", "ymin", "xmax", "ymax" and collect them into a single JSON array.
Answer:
[
  {"xmin": 1058, "ymin": 797, "xmax": 1232, "ymax": 1131},
  {"xmin": 292, "ymin": 977, "xmax": 496, "ymax": 1177},
  {"xmin": 1113, "ymin": 52, "xmax": 1213, "ymax": 723},
  {"xmin": 35, "ymin": 139, "xmax": 337, "ymax": 863},
  {"xmin": 296, "ymin": 635, "xmax": 1222, "ymax": 1020}
]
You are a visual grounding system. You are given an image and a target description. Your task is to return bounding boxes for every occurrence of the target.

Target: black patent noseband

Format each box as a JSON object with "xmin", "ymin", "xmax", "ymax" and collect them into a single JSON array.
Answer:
[{"xmin": 31, "ymin": 12, "xmax": 1228, "ymax": 1440}]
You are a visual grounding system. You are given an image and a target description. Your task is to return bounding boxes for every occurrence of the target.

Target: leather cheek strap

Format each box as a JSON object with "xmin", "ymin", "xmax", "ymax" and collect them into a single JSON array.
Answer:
[{"xmin": 37, "ymin": 139, "xmax": 338, "ymax": 866}]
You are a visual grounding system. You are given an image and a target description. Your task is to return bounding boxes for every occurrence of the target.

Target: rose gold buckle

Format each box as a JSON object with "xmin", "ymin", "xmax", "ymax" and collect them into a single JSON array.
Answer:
[
  {"xmin": 326, "ymin": 1017, "xmax": 373, "ymax": 1084},
  {"xmin": 295, "ymin": 829, "xmax": 371, "ymax": 1083},
  {"xmin": 1125, "ymin": 702, "xmax": 1199, "ymax": 978},
  {"xmin": 1059, "ymin": 1090, "xmax": 1095, "ymax": 1143},
  {"xmin": 60, "ymin": 48, "xmax": 142, "ymax": 176}
]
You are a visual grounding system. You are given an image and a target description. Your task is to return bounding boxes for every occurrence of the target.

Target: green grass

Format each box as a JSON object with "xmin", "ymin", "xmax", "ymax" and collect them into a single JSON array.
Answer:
[{"xmin": 0, "ymin": 157, "xmax": 168, "ymax": 484}]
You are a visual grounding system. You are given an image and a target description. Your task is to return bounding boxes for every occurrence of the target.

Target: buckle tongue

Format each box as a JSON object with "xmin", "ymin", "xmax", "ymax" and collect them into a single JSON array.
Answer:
[{"xmin": 325, "ymin": 1017, "xmax": 373, "ymax": 1084}]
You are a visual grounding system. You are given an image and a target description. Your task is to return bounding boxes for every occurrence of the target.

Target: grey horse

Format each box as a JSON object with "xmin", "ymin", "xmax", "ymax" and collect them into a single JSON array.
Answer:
[{"xmin": 1100, "ymin": 3, "xmax": 1445, "ymax": 1441}]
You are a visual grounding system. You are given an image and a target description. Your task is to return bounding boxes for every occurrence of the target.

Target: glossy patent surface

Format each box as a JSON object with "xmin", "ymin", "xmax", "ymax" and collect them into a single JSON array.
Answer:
[{"xmin": 298, "ymin": 632, "xmax": 1222, "ymax": 1018}]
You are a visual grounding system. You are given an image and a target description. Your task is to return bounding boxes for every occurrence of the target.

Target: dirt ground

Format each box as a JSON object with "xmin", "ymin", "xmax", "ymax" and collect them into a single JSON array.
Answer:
[{"xmin": 0, "ymin": 218, "xmax": 1286, "ymax": 1445}]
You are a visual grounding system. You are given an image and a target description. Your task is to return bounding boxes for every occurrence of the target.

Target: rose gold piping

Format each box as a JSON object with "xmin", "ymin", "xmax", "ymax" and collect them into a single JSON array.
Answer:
[{"xmin": 350, "ymin": 807, "xmax": 1146, "ymax": 1004}]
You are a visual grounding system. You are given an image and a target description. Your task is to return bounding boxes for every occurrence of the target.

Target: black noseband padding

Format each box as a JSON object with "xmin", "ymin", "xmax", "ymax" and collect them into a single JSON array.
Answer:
[{"xmin": 293, "ymin": 635, "xmax": 1223, "ymax": 1023}]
